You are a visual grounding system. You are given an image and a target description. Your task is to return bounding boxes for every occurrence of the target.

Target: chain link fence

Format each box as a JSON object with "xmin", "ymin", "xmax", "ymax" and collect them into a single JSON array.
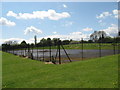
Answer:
[{"xmin": 2, "ymin": 38, "xmax": 120, "ymax": 64}]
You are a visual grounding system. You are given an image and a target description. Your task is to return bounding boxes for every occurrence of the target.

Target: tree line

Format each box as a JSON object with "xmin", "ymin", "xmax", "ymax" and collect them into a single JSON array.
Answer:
[{"xmin": 2, "ymin": 37, "xmax": 120, "ymax": 51}]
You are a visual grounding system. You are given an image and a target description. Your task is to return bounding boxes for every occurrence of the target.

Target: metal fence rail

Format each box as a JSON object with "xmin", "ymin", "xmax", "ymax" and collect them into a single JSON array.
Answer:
[{"xmin": 2, "ymin": 38, "xmax": 120, "ymax": 64}]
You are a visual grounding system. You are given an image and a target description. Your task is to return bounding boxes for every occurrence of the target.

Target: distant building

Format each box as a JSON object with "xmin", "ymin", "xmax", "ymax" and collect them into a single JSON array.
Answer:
[{"xmin": 90, "ymin": 31, "xmax": 107, "ymax": 42}]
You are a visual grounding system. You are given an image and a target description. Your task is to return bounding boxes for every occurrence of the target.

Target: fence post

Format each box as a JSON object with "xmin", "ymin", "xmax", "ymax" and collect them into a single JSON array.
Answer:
[
  {"xmin": 12, "ymin": 46, "xmax": 14, "ymax": 54},
  {"xmin": 58, "ymin": 40, "xmax": 61, "ymax": 64},
  {"xmin": 55, "ymin": 47, "xmax": 58, "ymax": 61},
  {"xmin": 113, "ymin": 37, "xmax": 116, "ymax": 54},
  {"xmin": 28, "ymin": 44, "xmax": 30, "ymax": 57},
  {"xmin": 24, "ymin": 45, "xmax": 26, "ymax": 56},
  {"xmin": 81, "ymin": 38, "xmax": 83, "ymax": 60},
  {"xmin": 25, "ymin": 47, "xmax": 27, "ymax": 56},
  {"xmin": 30, "ymin": 45, "xmax": 33, "ymax": 60},
  {"xmin": 21, "ymin": 45, "xmax": 22, "ymax": 56},
  {"xmin": 49, "ymin": 40, "xmax": 51, "ymax": 62},
  {"xmin": 99, "ymin": 40, "xmax": 101, "ymax": 57},
  {"xmin": 43, "ymin": 44, "xmax": 44, "ymax": 61},
  {"xmin": 37, "ymin": 45, "xmax": 38, "ymax": 60},
  {"xmin": 31, "ymin": 44, "xmax": 33, "ymax": 59}
]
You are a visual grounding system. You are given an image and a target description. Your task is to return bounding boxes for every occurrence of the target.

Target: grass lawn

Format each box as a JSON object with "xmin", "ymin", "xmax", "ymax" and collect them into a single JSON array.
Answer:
[
  {"xmin": 63, "ymin": 43, "xmax": 119, "ymax": 50},
  {"xmin": 2, "ymin": 52, "xmax": 119, "ymax": 88},
  {"xmin": 30, "ymin": 43, "xmax": 119, "ymax": 50},
  {"xmin": 14, "ymin": 43, "xmax": 120, "ymax": 50}
]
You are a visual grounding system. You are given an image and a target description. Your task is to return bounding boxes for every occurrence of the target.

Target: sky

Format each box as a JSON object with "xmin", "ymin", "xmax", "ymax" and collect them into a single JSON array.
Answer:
[{"xmin": 0, "ymin": 2, "xmax": 119, "ymax": 44}]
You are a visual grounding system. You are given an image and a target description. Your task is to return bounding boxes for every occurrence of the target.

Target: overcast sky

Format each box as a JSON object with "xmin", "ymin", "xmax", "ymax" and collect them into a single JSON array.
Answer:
[{"xmin": 0, "ymin": 2, "xmax": 119, "ymax": 44}]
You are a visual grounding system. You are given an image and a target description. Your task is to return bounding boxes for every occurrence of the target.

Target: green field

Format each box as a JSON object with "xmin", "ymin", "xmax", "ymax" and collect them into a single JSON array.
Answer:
[
  {"xmin": 2, "ymin": 52, "xmax": 119, "ymax": 88},
  {"xmin": 31, "ymin": 43, "xmax": 119, "ymax": 50}
]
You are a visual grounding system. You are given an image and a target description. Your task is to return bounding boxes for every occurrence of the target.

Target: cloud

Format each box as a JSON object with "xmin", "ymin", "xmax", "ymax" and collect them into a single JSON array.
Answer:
[
  {"xmin": 63, "ymin": 4, "xmax": 67, "ymax": 8},
  {"xmin": 117, "ymin": 0, "xmax": 120, "ymax": 2},
  {"xmin": 83, "ymin": 27, "xmax": 93, "ymax": 31},
  {"xmin": 24, "ymin": 26, "xmax": 43, "ymax": 35},
  {"xmin": 96, "ymin": 12, "xmax": 111, "ymax": 19},
  {"xmin": 44, "ymin": 32, "xmax": 90, "ymax": 41},
  {"xmin": 64, "ymin": 21, "xmax": 74, "ymax": 27},
  {"xmin": 1, "ymin": 24, "xmax": 118, "ymax": 45},
  {"xmin": 0, "ymin": 17, "xmax": 16, "ymax": 26},
  {"xmin": 96, "ymin": 9, "xmax": 119, "ymax": 25},
  {"xmin": 96, "ymin": 9, "xmax": 120, "ymax": 20},
  {"xmin": 70, "ymin": 32, "xmax": 82, "ymax": 35},
  {"xmin": 53, "ymin": 31, "xmax": 57, "ymax": 34},
  {"xmin": 1, "ymin": 31, "xmax": 90, "ymax": 45},
  {"xmin": 112, "ymin": 9, "xmax": 119, "ymax": 19},
  {"xmin": 1, "ymin": 38, "xmax": 25, "ymax": 44},
  {"xmin": 98, "ymin": 20, "xmax": 102, "ymax": 23},
  {"xmin": 1, "ymin": 38, "xmax": 35, "ymax": 45},
  {"xmin": 7, "ymin": 11, "xmax": 17, "ymax": 17},
  {"xmin": 7, "ymin": 9, "xmax": 70, "ymax": 20},
  {"xmin": 113, "ymin": 9, "xmax": 118, "ymax": 15},
  {"xmin": 100, "ymin": 24, "xmax": 118, "ymax": 37}
]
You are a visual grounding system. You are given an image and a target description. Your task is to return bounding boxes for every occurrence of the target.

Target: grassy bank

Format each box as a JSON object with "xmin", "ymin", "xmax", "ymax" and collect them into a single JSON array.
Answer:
[{"xmin": 2, "ymin": 52, "xmax": 118, "ymax": 88}]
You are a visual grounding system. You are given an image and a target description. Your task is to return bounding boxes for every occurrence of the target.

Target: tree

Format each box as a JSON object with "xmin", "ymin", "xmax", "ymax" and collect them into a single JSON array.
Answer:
[
  {"xmin": 116, "ymin": 37, "xmax": 120, "ymax": 43},
  {"xmin": 70, "ymin": 40, "xmax": 80, "ymax": 44},
  {"xmin": 88, "ymin": 40, "xmax": 93, "ymax": 43},
  {"xmin": 98, "ymin": 36, "xmax": 114, "ymax": 43},
  {"xmin": 21, "ymin": 40, "xmax": 27, "ymax": 45},
  {"xmin": 47, "ymin": 38, "xmax": 52, "ymax": 46},
  {"xmin": 20, "ymin": 40, "xmax": 27, "ymax": 48},
  {"xmin": 40, "ymin": 38, "xmax": 47, "ymax": 46},
  {"xmin": 52, "ymin": 38, "xmax": 59, "ymax": 46},
  {"xmin": 62, "ymin": 40, "xmax": 70, "ymax": 45},
  {"xmin": 4, "ymin": 40, "xmax": 18, "ymax": 45}
]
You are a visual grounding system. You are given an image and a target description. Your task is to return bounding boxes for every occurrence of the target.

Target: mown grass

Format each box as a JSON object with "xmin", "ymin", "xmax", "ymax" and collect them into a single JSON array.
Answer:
[
  {"xmin": 32, "ymin": 43, "xmax": 119, "ymax": 50},
  {"xmin": 2, "ymin": 52, "xmax": 119, "ymax": 88}
]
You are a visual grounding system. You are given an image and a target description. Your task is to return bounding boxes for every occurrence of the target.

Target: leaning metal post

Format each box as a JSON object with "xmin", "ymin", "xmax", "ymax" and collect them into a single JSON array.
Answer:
[{"xmin": 61, "ymin": 42, "xmax": 72, "ymax": 62}]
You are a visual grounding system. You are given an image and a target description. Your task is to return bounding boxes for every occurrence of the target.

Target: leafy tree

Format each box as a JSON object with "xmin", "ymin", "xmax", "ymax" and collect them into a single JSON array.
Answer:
[
  {"xmin": 52, "ymin": 38, "xmax": 59, "ymax": 46},
  {"xmin": 116, "ymin": 37, "xmax": 120, "ymax": 43},
  {"xmin": 88, "ymin": 40, "xmax": 93, "ymax": 43},
  {"xmin": 98, "ymin": 37, "xmax": 114, "ymax": 43},
  {"xmin": 47, "ymin": 38, "xmax": 52, "ymax": 46},
  {"xmin": 40, "ymin": 38, "xmax": 47, "ymax": 46},
  {"xmin": 21, "ymin": 40, "xmax": 27, "ymax": 45},
  {"xmin": 62, "ymin": 40, "xmax": 71, "ymax": 45}
]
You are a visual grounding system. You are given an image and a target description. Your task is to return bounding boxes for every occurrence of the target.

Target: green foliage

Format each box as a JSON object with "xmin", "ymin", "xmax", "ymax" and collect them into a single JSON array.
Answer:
[
  {"xmin": 2, "ymin": 52, "xmax": 118, "ymax": 88},
  {"xmin": 2, "ymin": 37, "xmax": 120, "ymax": 51},
  {"xmin": 98, "ymin": 36, "xmax": 114, "ymax": 43},
  {"xmin": 62, "ymin": 40, "xmax": 71, "ymax": 45},
  {"xmin": 21, "ymin": 40, "xmax": 27, "ymax": 45}
]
